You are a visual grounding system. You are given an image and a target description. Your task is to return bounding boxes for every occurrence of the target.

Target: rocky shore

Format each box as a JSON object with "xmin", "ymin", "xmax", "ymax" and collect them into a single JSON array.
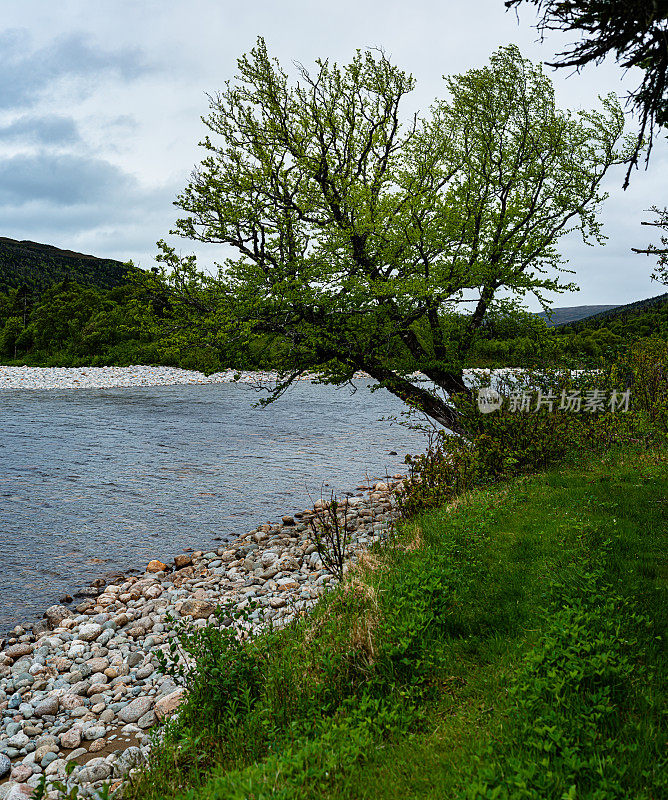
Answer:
[
  {"xmin": 0, "ymin": 366, "xmax": 371, "ymax": 391},
  {"xmin": 0, "ymin": 477, "xmax": 404, "ymax": 799},
  {"xmin": 0, "ymin": 365, "xmax": 529, "ymax": 392}
]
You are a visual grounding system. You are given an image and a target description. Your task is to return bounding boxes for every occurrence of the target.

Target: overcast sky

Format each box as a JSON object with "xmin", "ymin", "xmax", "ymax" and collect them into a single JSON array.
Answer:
[{"xmin": 1, "ymin": 0, "xmax": 666, "ymax": 310}]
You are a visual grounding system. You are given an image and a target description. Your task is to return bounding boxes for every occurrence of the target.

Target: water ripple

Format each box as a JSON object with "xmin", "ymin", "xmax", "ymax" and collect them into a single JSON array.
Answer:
[{"xmin": 0, "ymin": 381, "xmax": 426, "ymax": 631}]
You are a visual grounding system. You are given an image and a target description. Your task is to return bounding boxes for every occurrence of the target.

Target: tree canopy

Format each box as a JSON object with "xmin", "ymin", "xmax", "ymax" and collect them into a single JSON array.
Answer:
[
  {"xmin": 505, "ymin": 0, "xmax": 668, "ymax": 187},
  {"xmin": 161, "ymin": 39, "xmax": 631, "ymax": 433}
]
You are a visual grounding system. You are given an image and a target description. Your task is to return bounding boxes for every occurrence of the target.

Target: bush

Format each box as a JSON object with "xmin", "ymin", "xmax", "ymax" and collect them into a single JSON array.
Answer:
[
  {"xmin": 154, "ymin": 602, "xmax": 265, "ymax": 731},
  {"xmin": 608, "ymin": 336, "xmax": 668, "ymax": 430},
  {"xmin": 398, "ymin": 362, "xmax": 660, "ymax": 519}
]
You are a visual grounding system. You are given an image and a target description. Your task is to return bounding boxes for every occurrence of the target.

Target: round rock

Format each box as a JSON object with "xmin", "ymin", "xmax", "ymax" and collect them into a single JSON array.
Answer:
[
  {"xmin": 77, "ymin": 623, "xmax": 102, "ymax": 642},
  {"xmin": 0, "ymin": 753, "xmax": 10, "ymax": 778},
  {"xmin": 5, "ymin": 785, "xmax": 34, "ymax": 800},
  {"xmin": 118, "ymin": 696, "xmax": 154, "ymax": 723},
  {"xmin": 59, "ymin": 728, "xmax": 82, "ymax": 749},
  {"xmin": 34, "ymin": 696, "xmax": 59, "ymax": 717},
  {"xmin": 3, "ymin": 643, "xmax": 33, "ymax": 660},
  {"xmin": 10, "ymin": 765, "xmax": 32, "ymax": 783}
]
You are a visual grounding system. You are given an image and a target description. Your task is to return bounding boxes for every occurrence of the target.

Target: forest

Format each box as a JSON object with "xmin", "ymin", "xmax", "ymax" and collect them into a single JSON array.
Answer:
[{"xmin": 1, "ymin": 266, "xmax": 666, "ymax": 371}]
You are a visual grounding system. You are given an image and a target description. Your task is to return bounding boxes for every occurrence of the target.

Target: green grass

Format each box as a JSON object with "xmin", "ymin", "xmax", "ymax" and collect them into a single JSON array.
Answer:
[{"xmin": 125, "ymin": 444, "xmax": 667, "ymax": 800}]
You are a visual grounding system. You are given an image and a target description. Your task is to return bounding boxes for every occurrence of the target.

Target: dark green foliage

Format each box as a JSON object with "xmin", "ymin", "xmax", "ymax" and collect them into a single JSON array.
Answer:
[
  {"xmin": 468, "ymin": 293, "xmax": 668, "ymax": 367},
  {"xmin": 0, "ymin": 236, "xmax": 135, "ymax": 296},
  {"xmin": 0, "ymin": 277, "xmax": 232, "ymax": 372},
  {"xmin": 0, "ymin": 280, "xmax": 157, "ymax": 367},
  {"xmin": 155, "ymin": 603, "xmax": 265, "ymax": 731},
  {"xmin": 559, "ymin": 291, "xmax": 668, "ymax": 333},
  {"xmin": 397, "ymin": 361, "xmax": 656, "ymax": 518},
  {"xmin": 608, "ymin": 336, "xmax": 668, "ymax": 429}
]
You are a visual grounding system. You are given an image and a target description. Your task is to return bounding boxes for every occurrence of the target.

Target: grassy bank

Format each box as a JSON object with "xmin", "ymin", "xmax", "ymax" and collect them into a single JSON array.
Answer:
[{"xmin": 123, "ymin": 442, "xmax": 667, "ymax": 800}]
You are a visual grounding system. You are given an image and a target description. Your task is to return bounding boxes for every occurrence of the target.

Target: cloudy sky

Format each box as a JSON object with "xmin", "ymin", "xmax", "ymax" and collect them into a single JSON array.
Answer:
[{"xmin": 1, "ymin": 0, "xmax": 666, "ymax": 310}]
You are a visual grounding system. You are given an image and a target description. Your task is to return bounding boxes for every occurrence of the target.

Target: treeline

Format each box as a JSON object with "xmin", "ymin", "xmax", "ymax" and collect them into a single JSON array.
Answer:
[
  {"xmin": 470, "ymin": 295, "xmax": 668, "ymax": 367},
  {"xmin": 0, "ymin": 276, "xmax": 289, "ymax": 372},
  {"xmin": 0, "ymin": 279, "xmax": 164, "ymax": 368},
  {"xmin": 1, "ymin": 272, "xmax": 666, "ymax": 371}
]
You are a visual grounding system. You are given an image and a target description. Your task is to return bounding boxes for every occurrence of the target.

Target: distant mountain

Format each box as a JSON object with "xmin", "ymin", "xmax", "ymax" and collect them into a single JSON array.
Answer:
[
  {"xmin": 0, "ymin": 237, "xmax": 135, "ymax": 295},
  {"xmin": 536, "ymin": 305, "xmax": 620, "ymax": 327}
]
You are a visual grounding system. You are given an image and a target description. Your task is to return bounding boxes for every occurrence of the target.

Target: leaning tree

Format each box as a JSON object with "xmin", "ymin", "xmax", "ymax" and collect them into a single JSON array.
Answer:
[{"xmin": 159, "ymin": 39, "xmax": 632, "ymax": 433}]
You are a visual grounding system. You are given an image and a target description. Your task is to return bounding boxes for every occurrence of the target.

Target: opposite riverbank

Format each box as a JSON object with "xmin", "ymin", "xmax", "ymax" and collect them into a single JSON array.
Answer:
[
  {"xmin": 0, "ymin": 365, "xmax": 530, "ymax": 391},
  {"xmin": 0, "ymin": 366, "xmax": 335, "ymax": 390}
]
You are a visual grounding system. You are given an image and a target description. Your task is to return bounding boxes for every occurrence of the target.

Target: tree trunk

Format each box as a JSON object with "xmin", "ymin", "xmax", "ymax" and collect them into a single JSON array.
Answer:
[{"xmin": 356, "ymin": 358, "xmax": 470, "ymax": 436}]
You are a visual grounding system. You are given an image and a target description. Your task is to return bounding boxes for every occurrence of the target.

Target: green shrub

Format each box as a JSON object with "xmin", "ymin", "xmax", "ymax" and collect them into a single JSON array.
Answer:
[
  {"xmin": 398, "ymin": 362, "xmax": 662, "ymax": 519},
  {"xmin": 154, "ymin": 602, "xmax": 265, "ymax": 731},
  {"xmin": 608, "ymin": 336, "xmax": 668, "ymax": 430}
]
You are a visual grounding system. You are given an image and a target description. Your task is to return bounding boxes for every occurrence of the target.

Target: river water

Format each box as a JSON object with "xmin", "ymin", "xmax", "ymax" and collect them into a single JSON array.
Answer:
[{"xmin": 0, "ymin": 381, "xmax": 427, "ymax": 632}]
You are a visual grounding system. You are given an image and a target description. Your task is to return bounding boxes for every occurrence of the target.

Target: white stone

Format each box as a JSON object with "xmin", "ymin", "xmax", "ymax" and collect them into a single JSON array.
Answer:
[{"xmin": 77, "ymin": 623, "xmax": 102, "ymax": 642}]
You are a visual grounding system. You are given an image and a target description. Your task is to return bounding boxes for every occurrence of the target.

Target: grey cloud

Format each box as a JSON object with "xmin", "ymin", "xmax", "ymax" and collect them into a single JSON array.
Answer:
[
  {"xmin": 0, "ymin": 28, "xmax": 151, "ymax": 110},
  {"xmin": 0, "ymin": 115, "xmax": 80, "ymax": 145},
  {"xmin": 0, "ymin": 152, "xmax": 135, "ymax": 205},
  {"xmin": 0, "ymin": 150, "xmax": 180, "ymax": 260}
]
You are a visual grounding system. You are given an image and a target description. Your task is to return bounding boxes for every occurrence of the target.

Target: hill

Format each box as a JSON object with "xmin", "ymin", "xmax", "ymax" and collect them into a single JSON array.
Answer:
[
  {"xmin": 0, "ymin": 236, "xmax": 135, "ymax": 295},
  {"xmin": 536, "ymin": 304, "xmax": 619, "ymax": 326},
  {"xmin": 559, "ymin": 291, "xmax": 668, "ymax": 332}
]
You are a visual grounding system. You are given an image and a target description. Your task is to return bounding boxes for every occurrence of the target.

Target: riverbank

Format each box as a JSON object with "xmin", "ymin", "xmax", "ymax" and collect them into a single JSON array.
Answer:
[
  {"xmin": 0, "ymin": 477, "xmax": 403, "ymax": 797},
  {"xmin": 0, "ymin": 365, "xmax": 533, "ymax": 391},
  {"xmin": 120, "ymin": 442, "xmax": 666, "ymax": 800}
]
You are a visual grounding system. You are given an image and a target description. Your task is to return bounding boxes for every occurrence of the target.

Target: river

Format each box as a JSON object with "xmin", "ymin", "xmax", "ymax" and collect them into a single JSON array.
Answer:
[{"xmin": 0, "ymin": 380, "xmax": 427, "ymax": 632}]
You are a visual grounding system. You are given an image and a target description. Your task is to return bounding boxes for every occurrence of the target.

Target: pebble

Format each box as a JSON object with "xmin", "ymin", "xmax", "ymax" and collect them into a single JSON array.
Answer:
[
  {"xmin": 3, "ymin": 785, "xmax": 33, "ymax": 800},
  {"xmin": 118, "ymin": 697, "xmax": 153, "ymax": 724},
  {"xmin": 9, "ymin": 764, "xmax": 31, "ymax": 782},
  {"xmin": 33, "ymin": 696, "xmax": 58, "ymax": 717},
  {"xmin": 77, "ymin": 623, "xmax": 102, "ymax": 642}
]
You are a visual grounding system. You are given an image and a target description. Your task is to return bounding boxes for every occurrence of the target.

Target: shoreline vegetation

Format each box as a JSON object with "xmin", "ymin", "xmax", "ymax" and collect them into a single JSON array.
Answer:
[
  {"xmin": 121, "ymin": 441, "xmax": 668, "ymax": 800},
  {"xmin": 1, "ymin": 268, "xmax": 666, "ymax": 383}
]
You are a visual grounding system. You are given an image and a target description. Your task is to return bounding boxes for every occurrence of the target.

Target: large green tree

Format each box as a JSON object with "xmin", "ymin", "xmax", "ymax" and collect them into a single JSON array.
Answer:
[{"xmin": 161, "ymin": 40, "xmax": 631, "ymax": 433}]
